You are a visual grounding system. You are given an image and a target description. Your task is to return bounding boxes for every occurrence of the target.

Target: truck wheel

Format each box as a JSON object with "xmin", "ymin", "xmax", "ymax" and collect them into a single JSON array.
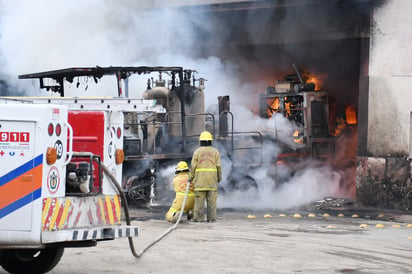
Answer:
[
  {"xmin": 1, "ymin": 247, "xmax": 64, "ymax": 274},
  {"xmin": 128, "ymin": 184, "xmax": 150, "ymax": 203}
]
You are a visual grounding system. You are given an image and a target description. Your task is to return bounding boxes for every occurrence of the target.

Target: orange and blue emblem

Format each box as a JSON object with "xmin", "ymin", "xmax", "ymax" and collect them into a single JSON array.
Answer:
[{"xmin": 0, "ymin": 154, "xmax": 43, "ymax": 218}]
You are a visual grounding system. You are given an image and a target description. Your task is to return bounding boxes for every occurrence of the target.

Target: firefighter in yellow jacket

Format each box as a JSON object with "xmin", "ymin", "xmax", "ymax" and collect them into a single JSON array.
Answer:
[
  {"xmin": 190, "ymin": 131, "xmax": 222, "ymax": 222},
  {"xmin": 165, "ymin": 161, "xmax": 195, "ymax": 223}
]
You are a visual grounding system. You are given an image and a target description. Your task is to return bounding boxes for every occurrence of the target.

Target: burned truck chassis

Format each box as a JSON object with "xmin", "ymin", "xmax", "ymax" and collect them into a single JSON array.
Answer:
[
  {"xmin": 19, "ymin": 66, "xmax": 210, "ymax": 206},
  {"xmin": 18, "ymin": 65, "xmax": 336, "ymax": 206}
]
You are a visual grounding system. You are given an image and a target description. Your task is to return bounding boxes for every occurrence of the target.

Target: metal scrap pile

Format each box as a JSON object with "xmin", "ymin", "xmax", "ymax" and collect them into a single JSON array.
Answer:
[{"xmin": 313, "ymin": 197, "xmax": 355, "ymax": 210}]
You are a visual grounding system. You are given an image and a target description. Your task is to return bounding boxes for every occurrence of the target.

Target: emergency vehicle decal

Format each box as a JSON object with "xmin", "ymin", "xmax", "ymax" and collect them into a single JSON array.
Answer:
[
  {"xmin": 47, "ymin": 166, "xmax": 60, "ymax": 194},
  {"xmin": 0, "ymin": 130, "xmax": 30, "ymax": 144},
  {"xmin": 41, "ymin": 195, "xmax": 121, "ymax": 231},
  {"xmin": 54, "ymin": 140, "xmax": 64, "ymax": 159},
  {"xmin": 0, "ymin": 154, "xmax": 43, "ymax": 219}
]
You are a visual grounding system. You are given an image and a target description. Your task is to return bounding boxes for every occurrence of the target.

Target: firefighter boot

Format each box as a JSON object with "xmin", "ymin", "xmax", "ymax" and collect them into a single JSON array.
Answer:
[
  {"xmin": 171, "ymin": 212, "xmax": 180, "ymax": 223},
  {"xmin": 187, "ymin": 211, "xmax": 193, "ymax": 221}
]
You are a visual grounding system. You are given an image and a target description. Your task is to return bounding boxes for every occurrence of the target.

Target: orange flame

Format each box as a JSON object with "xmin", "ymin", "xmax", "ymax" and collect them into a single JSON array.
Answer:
[
  {"xmin": 267, "ymin": 98, "xmax": 280, "ymax": 118},
  {"xmin": 345, "ymin": 105, "xmax": 357, "ymax": 124},
  {"xmin": 292, "ymin": 130, "xmax": 304, "ymax": 144},
  {"xmin": 302, "ymin": 72, "xmax": 327, "ymax": 90}
]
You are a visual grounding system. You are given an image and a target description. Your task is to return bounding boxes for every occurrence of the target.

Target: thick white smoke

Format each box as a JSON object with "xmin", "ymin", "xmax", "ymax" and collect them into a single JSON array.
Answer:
[
  {"xmin": 0, "ymin": 0, "xmax": 342, "ymax": 209},
  {"xmin": 216, "ymin": 105, "xmax": 342, "ymax": 209},
  {"xmin": 219, "ymin": 163, "xmax": 342, "ymax": 210},
  {"xmin": 0, "ymin": 0, "xmax": 248, "ymax": 107}
]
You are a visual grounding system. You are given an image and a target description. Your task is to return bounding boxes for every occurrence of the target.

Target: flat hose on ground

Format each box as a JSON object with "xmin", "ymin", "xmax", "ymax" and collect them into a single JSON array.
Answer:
[{"xmin": 99, "ymin": 161, "xmax": 190, "ymax": 258}]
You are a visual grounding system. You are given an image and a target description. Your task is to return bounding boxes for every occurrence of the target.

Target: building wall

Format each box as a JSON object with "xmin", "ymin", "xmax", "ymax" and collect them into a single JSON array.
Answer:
[
  {"xmin": 368, "ymin": 0, "xmax": 412, "ymax": 156},
  {"xmin": 357, "ymin": 0, "xmax": 412, "ymax": 210}
]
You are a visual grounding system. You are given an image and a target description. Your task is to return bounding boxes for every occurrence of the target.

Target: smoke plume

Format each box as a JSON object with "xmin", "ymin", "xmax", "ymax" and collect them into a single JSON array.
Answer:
[{"xmin": 0, "ymin": 0, "xmax": 345, "ymax": 209}]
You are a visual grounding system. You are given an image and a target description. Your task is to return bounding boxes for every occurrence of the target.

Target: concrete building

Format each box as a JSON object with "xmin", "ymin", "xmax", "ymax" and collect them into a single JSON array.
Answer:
[
  {"xmin": 138, "ymin": 0, "xmax": 411, "ymax": 210},
  {"xmin": 358, "ymin": 0, "xmax": 412, "ymax": 210}
]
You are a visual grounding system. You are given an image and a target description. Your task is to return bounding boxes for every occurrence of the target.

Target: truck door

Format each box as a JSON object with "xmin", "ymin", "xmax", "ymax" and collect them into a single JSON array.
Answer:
[{"xmin": 0, "ymin": 120, "xmax": 37, "ymax": 231}]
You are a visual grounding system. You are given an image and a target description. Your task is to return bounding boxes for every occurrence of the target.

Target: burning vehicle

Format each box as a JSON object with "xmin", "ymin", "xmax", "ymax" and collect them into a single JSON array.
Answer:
[
  {"xmin": 258, "ymin": 64, "xmax": 334, "ymax": 163},
  {"xmin": 14, "ymin": 64, "xmax": 342, "ymax": 206}
]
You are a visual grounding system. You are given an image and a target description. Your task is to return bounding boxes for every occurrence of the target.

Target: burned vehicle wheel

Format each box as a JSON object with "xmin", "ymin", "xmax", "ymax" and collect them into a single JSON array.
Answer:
[
  {"xmin": 123, "ymin": 175, "xmax": 152, "ymax": 205},
  {"xmin": 127, "ymin": 184, "xmax": 151, "ymax": 204},
  {"xmin": 1, "ymin": 247, "xmax": 64, "ymax": 274}
]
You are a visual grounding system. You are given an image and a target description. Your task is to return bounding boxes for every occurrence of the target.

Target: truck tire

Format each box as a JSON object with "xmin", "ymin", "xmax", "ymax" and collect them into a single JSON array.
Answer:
[{"xmin": 1, "ymin": 247, "xmax": 64, "ymax": 274}]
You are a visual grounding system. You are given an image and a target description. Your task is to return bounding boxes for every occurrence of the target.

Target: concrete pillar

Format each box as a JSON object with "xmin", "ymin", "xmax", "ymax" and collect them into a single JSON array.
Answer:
[{"xmin": 356, "ymin": 0, "xmax": 412, "ymax": 210}]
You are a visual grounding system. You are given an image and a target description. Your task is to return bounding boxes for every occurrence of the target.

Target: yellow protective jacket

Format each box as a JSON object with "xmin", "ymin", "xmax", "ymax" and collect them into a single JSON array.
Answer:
[
  {"xmin": 166, "ymin": 172, "xmax": 195, "ymax": 218},
  {"xmin": 173, "ymin": 172, "xmax": 195, "ymax": 196},
  {"xmin": 190, "ymin": 146, "xmax": 222, "ymax": 191}
]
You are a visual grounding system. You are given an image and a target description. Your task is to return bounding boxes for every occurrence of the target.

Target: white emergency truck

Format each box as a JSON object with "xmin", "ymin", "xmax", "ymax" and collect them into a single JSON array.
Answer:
[{"xmin": 0, "ymin": 98, "xmax": 163, "ymax": 273}]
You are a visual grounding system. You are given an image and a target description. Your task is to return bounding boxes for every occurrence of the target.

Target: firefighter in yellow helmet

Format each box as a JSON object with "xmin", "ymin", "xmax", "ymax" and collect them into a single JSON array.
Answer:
[
  {"xmin": 190, "ymin": 131, "xmax": 222, "ymax": 222},
  {"xmin": 165, "ymin": 161, "xmax": 195, "ymax": 223}
]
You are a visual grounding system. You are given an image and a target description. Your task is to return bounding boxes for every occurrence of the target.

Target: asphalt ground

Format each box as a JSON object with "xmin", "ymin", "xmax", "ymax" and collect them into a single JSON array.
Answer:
[
  {"xmin": 47, "ymin": 202, "xmax": 412, "ymax": 274},
  {"xmin": 1, "ymin": 200, "xmax": 411, "ymax": 274}
]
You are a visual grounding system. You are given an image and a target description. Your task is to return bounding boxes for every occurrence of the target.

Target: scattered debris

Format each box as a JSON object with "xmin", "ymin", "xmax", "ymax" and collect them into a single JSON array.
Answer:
[{"xmin": 313, "ymin": 197, "xmax": 355, "ymax": 209}]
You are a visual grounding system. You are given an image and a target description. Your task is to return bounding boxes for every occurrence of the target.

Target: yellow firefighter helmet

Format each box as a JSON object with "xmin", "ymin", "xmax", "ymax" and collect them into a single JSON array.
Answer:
[
  {"xmin": 199, "ymin": 131, "xmax": 213, "ymax": 141},
  {"xmin": 175, "ymin": 161, "xmax": 189, "ymax": 172}
]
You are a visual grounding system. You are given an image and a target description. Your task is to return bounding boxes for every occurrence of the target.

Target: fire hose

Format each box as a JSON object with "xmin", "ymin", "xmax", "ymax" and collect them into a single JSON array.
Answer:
[{"xmin": 99, "ymin": 160, "xmax": 190, "ymax": 258}]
